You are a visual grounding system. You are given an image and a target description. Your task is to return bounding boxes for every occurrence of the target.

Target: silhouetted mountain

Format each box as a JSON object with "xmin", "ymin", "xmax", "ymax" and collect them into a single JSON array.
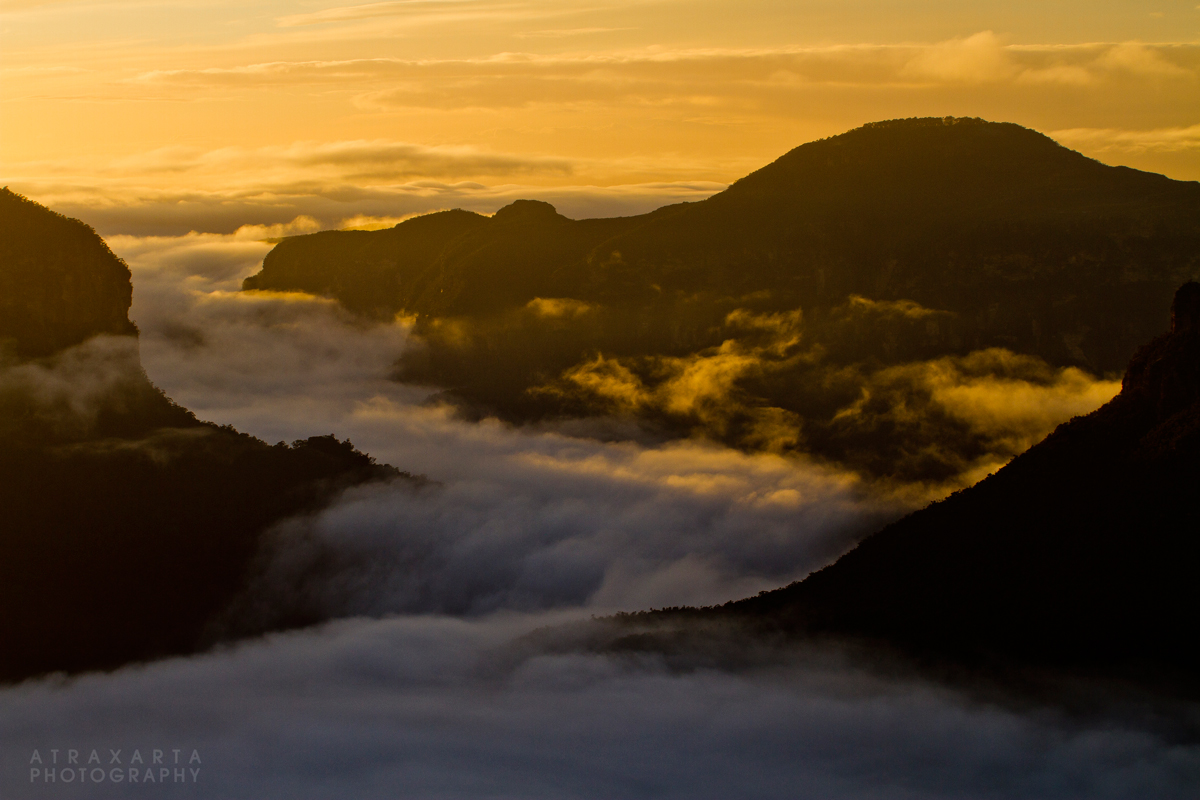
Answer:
[
  {"xmin": 242, "ymin": 118, "xmax": 1200, "ymax": 482},
  {"xmin": 597, "ymin": 284, "xmax": 1200, "ymax": 690},
  {"xmin": 1, "ymin": 188, "xmax": 137, "ymax": 358},
  {"xmin": 0, "ymin": 191, "xmax": 408, "ymax": 682}
]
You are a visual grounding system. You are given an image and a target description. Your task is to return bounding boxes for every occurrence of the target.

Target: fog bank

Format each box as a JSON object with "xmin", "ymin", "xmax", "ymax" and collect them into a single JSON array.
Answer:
[{"xmin": 3, "ymin": 613, "xmax": 1197, "ymax": 799}]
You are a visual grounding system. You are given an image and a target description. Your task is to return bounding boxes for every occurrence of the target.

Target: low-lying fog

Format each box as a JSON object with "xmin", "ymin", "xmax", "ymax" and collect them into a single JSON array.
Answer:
[{"xmin": 2, "ymin": 227, "xmax": 1194, "ymax": 799}]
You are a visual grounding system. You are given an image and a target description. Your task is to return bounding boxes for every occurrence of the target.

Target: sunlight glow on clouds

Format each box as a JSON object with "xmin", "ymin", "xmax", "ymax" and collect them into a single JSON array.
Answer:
[
  {"xmin": 3, "ymin": 0, "xmax": 1199, "ymax": 230},
  {"xmin": 105, "ymin": 230, "xmax": 1123, "ymax": 620}
]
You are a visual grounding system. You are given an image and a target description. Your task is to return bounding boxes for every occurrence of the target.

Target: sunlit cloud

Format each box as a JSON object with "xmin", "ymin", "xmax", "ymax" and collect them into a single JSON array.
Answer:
[
  {"xmin": 1, "ymin": 135, "xmax": 733, "ymax": 233},
  {"xmin": 530, "ymin": 301, "xmax": 1119, "ymax": 499},
  {"xmin": 515, "ymin": 26, "xmax": 634, "ymax": 38},
  {"xmin": 6, "ymin": 175, "xmax": 724, "ymax": 235},
  {"xmin": 277, "ymin": 0, "xmax": 494, "ymax": 28},
  {"xmin": 108, "ymin": 225, "xmax": 1103, "ymax": 619},
  {"xmin": 124, "ymin": 41, "xmax": 1200, "ymax": 103},
  {"xmin": 1052, "ymin": 123, "xmax": 1200, "ymax": 154},
  {"xmin": 899, "ymin": 31, "xmax": 1017, "ymax": 83},
  {"xmin": 98, "ymin": 231, "xmax": 902, "ymax": 617},
  {"xmin": 1096, "ymin": 41, "xmax": 1193, "ymax": 77},
  {"xmin": 99, "ymin": 139, "xmax": 576, "ymax": 178}
]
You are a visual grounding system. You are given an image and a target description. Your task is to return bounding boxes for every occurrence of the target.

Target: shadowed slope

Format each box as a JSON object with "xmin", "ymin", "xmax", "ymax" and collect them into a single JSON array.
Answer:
[
  {"xmin": 240, "ymin": 119, "xmax": 1200, "ymax": 484},
  {"xmin": 1, "ymin": 188, "xmax": 137, "ymax": 358},
  {"xmin": 246, "ymin": 117, "xmax": 1200, "ymax": 372},
  {"xmin": 604, "ymin": 284, "xmax": 1200, "ymax": 688},
  {"xmin": 0, "ymin": 191, "xmax": 410, "ymax": 682}
]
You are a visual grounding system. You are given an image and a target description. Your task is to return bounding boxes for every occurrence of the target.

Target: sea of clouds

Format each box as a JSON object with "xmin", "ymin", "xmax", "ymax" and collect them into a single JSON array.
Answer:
[
  {"xmin": 1, "ymin": 227, "xmax": 1195, "ymax": 798},
  {"xmin": 4, "ymin": 613, "xmax": 1198, "ymax": 800}
]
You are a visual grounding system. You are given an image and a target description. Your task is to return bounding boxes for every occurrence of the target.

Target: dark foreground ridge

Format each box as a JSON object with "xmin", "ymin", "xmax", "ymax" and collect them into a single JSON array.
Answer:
[
  {"xmin": 596, "ymin": 284, "xmax": 1200, "ymax": 693},
  {"xmin": 0, "ymin": 190, "xmax": 411, "ymax": 682},
  {"xmin": 241, "ymin": 117, "xmax": 1200, "ymax": 483}
]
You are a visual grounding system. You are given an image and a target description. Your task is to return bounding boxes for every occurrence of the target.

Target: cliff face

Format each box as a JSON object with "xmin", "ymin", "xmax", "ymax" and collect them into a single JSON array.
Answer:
[
  {"xmin": 609, "ymin": 284, "xmax": 1200, "ymax": 686},
  {"xmin": 237, "ymin": 119, "xmax": 1200, "ymax": 484},
  {"xmin": 0, "ymin": 188, "xmax": 137, "ymax": 358},
  {"xmin": 0, "ymin": 192, "xmax": 408, "ymax": 682},
  {"xmin": 1121, "ymin": 281, "xmax": 1200, "ymax": 425},
  {"xmin": 243, "ymin": 117, "xmax": 1200, "ymax": 375}
]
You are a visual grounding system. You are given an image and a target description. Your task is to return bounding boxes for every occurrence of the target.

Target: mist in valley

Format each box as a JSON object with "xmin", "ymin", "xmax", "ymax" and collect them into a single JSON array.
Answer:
[{"xmin": 3, "ymin": 227, "xmax": 1193, "ymax": 798}]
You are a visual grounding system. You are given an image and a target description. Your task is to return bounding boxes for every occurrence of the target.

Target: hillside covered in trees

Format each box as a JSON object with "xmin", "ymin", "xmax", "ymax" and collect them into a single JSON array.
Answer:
[
  {"xmin": 577, "ymin": 284, "xmax": 1200, "ymax": 694},
  {"xmin": 242, "ymin": 118, "xmax": 1200, "ymax": 483},
  {"xmin": 0, "ymin": 189, "xmax": 410, "ymax": 682}
]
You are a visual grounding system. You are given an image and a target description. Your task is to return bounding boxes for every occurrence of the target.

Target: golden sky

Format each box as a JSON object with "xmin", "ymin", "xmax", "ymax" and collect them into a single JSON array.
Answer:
[{"xmin": 2, "ymin": 0, "xmax": 1199, "ymax": 233}]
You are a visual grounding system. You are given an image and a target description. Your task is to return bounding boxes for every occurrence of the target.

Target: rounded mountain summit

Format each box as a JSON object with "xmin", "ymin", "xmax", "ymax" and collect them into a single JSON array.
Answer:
[
  {"xmin": 244, "ymin": 115, "xmax": 1200, "ymax": 372},
  {"xmin": 241, "ymin": 118, "xmax": 1200, "ymax": 481}
]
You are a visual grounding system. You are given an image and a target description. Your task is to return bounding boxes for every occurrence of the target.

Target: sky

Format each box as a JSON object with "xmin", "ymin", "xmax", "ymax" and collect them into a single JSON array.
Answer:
[{"xmin": 2, "ymin": 0, "xmax": 1199, "ymax": 233}]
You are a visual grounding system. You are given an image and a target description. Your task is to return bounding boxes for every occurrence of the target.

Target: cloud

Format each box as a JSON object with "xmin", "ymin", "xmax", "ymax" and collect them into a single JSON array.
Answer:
[
  {"xmin": 1, "ymin": 612, "xmax": 1198, "ymax": 799},
  {"xmin": 900, "ymin": 31, "xmax": 1017, "ymax": 84},
  {"xmin": 7, "ymin": 36, "xmax": 1199, "ymax": 232},
  {"xmin": 7, "ymin": 175, "xmax": 725, "ymax": 236},
  {"xmin": 88, "ymin": 139, "xmax": 576, "ymax": 180},
  {"xmin": 829, "ymin": 350, "xmax": 1121, "ymax": 488},
  {"xmin": 1097, "ymin": 42, "xmax": 1193, "ymax": 78},
  {"xmin": 515, "ymin": 26, "xmax": 634, "ymax": 38},
  {"xmin": 0, "ymin": 230, "xmax": 1181, "ymax": 799},
  {"xmin": 0, "ymin": 335, "xmax": 150, "ymax": 438},
  {"xmin": 3, "ymin": 137, "xmax": 727, "ymax": 234},
  {"xmin": 106, "ymin": 232, "xmax": 902, "ymax": 621},
  {"xmin": 227, "ymin": 430, "xmax": 884, "ymax": 626},
  {"xmin": 1051, "ymin": 124, "xmax": 1200, "ymax": 154},
  {"xmin": 123, "ymin": 40, "xmax": 1200, "ymax": 104},
  {"xmin": 338, "ymin": 212, "xmax": 428, "ymax": 230},
  {"xmin": 526, "ymin": 297, "xmax": 596, "ymax": 318},
  {"xmin": 530, "ymin": 300, "xmax": 1118, "ymax": 494},
  {"xmin": 277, "ymin": 0, "xmax": 492, "ymax": 28}
]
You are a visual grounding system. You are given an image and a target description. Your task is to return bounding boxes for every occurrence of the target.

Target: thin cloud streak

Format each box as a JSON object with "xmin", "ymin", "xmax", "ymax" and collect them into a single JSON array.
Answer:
[
  {"xmin": 1052, "ymin": 123, "xmax": 1200, "ymax": 154},
  {"xmin": 277, "ymin": 0, "xmax": 516, "ymax": 28},
  {"xmin": 3, "ymin": 137, "xmax": 731, "ymax": 233},
  {"xmin": 127, "ymin": 39, "xmax": 1200, "ymax": 95},
  {"xmin": 10, "ymin": 181, "xmax": 724, "ymax": 235}
]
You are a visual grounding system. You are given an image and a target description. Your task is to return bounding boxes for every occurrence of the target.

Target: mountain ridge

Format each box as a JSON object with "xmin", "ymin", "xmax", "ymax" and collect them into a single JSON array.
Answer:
[
  {"xmin": 592, "ymin": 283, "xmax": 1200, "ymax": 689},
  {"xmin": 240, "ymin": 117, "xmax": 1200, "ymax": 483},
  {"xmin": 1, "ymin": 187, "xmax": 137, "ymax": 358},
  {"xmin": 0, "ymin": 191, "xmax": 411, "ymax": 682}
]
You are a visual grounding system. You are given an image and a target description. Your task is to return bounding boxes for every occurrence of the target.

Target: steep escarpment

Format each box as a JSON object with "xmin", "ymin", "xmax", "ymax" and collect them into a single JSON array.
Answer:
[
  {"xmin": 245, "ymin": 118, "xmax": 1200, "ymax": 373},
  {"xmin": 239, "ymin": 119, "xmax": 1200, "ymax": 484},
  {"xmin": 605, "ymin": 284, "xmax": 1200, "ymax": 687},
  {"xmin": 0, "ymin": 192, "xmax": 411, "ymax": 682},
  {"xmin": 1, "ymin": 188, "xmax": 137, "ymax": 358}
]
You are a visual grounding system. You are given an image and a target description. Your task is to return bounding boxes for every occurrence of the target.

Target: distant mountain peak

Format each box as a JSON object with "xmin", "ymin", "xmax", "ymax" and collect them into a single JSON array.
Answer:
[
  {"xmin": 841, "ymin": 115, "xmax": 1047, "ymax": 141},
  {"xmin": 492, "ymin": 199, "xmax": 564, "ymax": 224},
  {"xmin": 860, "ymin": 115, "xmax": 991, "ymax": 129}
]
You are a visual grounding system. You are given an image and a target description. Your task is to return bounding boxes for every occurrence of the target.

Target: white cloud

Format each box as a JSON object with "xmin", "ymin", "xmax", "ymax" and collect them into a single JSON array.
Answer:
[
  {"xmin": 102, "ymin": 231, "xmax": 900, "ymax": 620},
  {"xmin": 0, "ymin": 228, "xmax": 1181, "ymax": 798}
]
